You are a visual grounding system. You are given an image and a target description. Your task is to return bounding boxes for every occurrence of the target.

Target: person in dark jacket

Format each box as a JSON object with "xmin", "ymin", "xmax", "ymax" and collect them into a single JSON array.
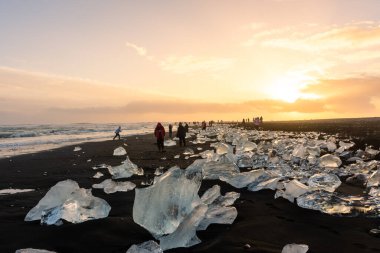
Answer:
[
  {"xmin": 176, "ymin": 122, "xmax": 186, "ymax": 147},
  {"xmin": 168, "ymin": 124, "xmax": 173, "ymax": 138},
  {"xmin": 154, "ymin": 122, "xmax": 165, "ymax": 152},
  {"xmin": 184, "ymin": 123, "xmax": 189, "ymax": 133}
]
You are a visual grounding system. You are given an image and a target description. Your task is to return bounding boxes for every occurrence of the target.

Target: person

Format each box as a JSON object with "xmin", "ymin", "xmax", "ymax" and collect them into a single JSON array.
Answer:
[
  {"xmin": 168, "ymin": 124, "xmax": 173, "ymax": 138},
  {"xmin": 176, "ymin": 122, "xmax": 186, "ymax": 147},
  {"xmin": 154, "ymin": 122, "xmax": 165, "ymax": 152},
  {"xmin": 201, "ymin": 121, "xmax": 207, "ymax": 130},
  {"xmin": 113, "ymin": 126, "xmax": 121, "ymax": 140},
  {"xmin": 184, "ymin": 123, "xmax": 189, "ymax": 133},
  {"xmin": 260, "ymin": 116, "xmax": 263, "ymax": 124}
]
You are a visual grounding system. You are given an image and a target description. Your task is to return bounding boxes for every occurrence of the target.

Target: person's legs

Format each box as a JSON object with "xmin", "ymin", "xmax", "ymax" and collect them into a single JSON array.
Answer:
[{"xmin": 117, "ymin": 133, "xmax": 120, "ymax": 140}]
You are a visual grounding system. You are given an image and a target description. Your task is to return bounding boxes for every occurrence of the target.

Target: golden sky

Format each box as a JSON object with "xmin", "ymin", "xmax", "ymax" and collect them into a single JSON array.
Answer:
[{"xmin": 1, "ymin": 0, "xmax": 380, "ymax": 124}]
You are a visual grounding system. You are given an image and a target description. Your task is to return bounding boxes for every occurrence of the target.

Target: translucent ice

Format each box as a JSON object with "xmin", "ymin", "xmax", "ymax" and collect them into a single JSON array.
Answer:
[
  {"xmin": 365, "ymin": 147, "xmax": 380, "ymax": 157},
  {"xmin": 108, "ymin": 156, "xmax": 143, "ymax": 179},
  {"xmin": 367, "ymin": 170, "xmax": 380, "ymax": 187},
  {"xmin": 248, "ymin": 177, "xmax": 281, "ymax": 192},
  {"xmin": 92, "ymin": 179, "xmax": 136, "ymax": 194},
  {"xmin": 202, "ymin": 160, "xmax": 240, "ymax": 180},
  {"xmin": 200, "ymin": 185, "xmax": 221, "ymax": 205},
  {"xmin": 113, "ymin": 146, "xmax": 127, "ymax": 156},
  {"xmin": 0, "ymin": 188, "xmax": 34, "ymax": 195},
  {"xmin": 25, "ymin": 180, "xmax": 111, "ymax": 225},
  {"xmin": 326, "ymin": 142, "xmax": 337, "ymax": 152},
  {"xmin": 275, "ymin": 180, "xmax": 310, "ymax": 203},
  {"xmin": 220, "ymin": 169, "xmax": 266, "ymax": 188},
  {"xmin": 126, "ymin": 240, "xmax": 163, "ymax": 253},
  {"xmin": 237, "ymin": 155, "xmax": 253, "ymax": 168},
  {"xmin": 236, "ymin": 141, "xmax": 257, "ymax": 153},
  {"xmin": 154, "ymin": 167, "xmax": 164, "ymax": 176},
  {"xmin": 215, "ymin": 143, "xmax": 231, "ymax": 155},
  {"xmin": 292, "ymin": 145, "xmax": 307, "ymax": 158},
  {"xmin": 339, "ymin": 141, "xmax": 354, "ymax": 150},
  {"xmin": 307, "ymin": 173, "xmax": 341, "ymax": 192},
  {"xmin": 133, "ymin": 166, "xmax": 202, "ymax": 236},
  {"xmin": 93, "ymin": 172, "xmax": 104, "ymax": 179},
  {"xmin": 15, "ymin": 249, "xmax": 57, "ymax": 253},
  {"xmin": 164, "ymin": 140, "xmax": 176, "ymax": 146},
  {"xmin": 73, "ymin": 146, "xmax": 81, "ymax": 152},
  {"xmin": 183, "ymin": 148, "xmax": 195, "ymax": 155},
  {"xmin": 319, "ymin": 154, "xmax": 342, "ymax": 168},
  {"xmin": 296, "ymin": 191, "xmax": 352, "ymax": 214},
  {"xmin": 282, "ymin": 244, "xmax": 309, "ymax": 253},
  {"xmin": 174, "ymin": 155, "xmax": 180, "ymax": 159},
  {"xmin": 160, "ymin": 204, "xmax": 208, "ymax": 251}
]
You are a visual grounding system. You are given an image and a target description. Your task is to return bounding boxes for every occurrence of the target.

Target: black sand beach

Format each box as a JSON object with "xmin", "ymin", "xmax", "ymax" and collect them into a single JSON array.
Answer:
[{"xmin": 1, "ymin": 120, "xmax": 380, "ymax": 253}]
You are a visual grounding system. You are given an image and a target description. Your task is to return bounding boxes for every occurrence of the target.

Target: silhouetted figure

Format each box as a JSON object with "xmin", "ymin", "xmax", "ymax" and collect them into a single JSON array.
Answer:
[
  {"xmin": 113, "ymin": 126, "xmax": 121, "ymax": 140},
  {"xmin": 260, "ymin": 116, "xmax": 263, "ymax": 124},
  {"xmin": 177, "ymin": 122, "xmax": 186, "ymax": 147},
  {"xmin": 154, "ymin": 122, "xmax": 165, "ymax": 152},
  {"xmin": 201, "ymin": 121, "xmax": 207, "ymax": 130},
  {"xmin": 169, "ymin": 124, "xmax": 173, "ymax": 138},
  {"xmin": 184, "ymin": 123, "xmax": 189, "ymax": 133}
]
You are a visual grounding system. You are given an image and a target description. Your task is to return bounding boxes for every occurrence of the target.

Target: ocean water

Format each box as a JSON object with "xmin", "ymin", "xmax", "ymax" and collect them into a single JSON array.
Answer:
[{"xmin": 0, "ymin": 123, "xmax": 157, "ymax": 158}]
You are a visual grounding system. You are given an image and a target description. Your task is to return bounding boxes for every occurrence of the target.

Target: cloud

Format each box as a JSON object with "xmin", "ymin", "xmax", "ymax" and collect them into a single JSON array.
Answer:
[
  {"xmin": 159, "ymin": 55, "xmax": 235, "ymax": 75},
  {"xmin": 125, "ymin": 41, "xmax": 147, "ymax": 56}
]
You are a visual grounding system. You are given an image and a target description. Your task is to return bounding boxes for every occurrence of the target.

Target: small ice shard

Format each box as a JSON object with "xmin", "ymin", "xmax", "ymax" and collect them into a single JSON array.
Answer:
[
  {"xmin": 296, "ymin": 191, "xmax": 352, "ymax": 214},
  {"xmin": 154, "ymin": 167, "xmax": 164, "ymax": 176},
  {"xmin": 73, "ymin": 146, "xmax": 81, "ymax": 152},
  {"xmin": 215, "ymin": 143, "xmax": 231, "ymax": 155},
  {"xmin": 161, "ymin": 157, "xmax": 167, "ymax": 160},
  {"xmin": 326, "ymin": 141, "xmax": 337, "ymax": 152},
  {"xmin": 108, "ymin": 157, "xmax": 143, "ymax": 179},
  {"xmin": 202, "ymin": 160, "xmax": 240, "ymax": 180},
  {"xmin": 292, "ymin": 145, "xmax": 307, "ymax": 158},
  {"xmin": 113, "ymin": 146, "xmax": 127, "ymax": 156},
  {"xmin": 306, "ymin": 146, "xmax": 320, "ymax": 156},
  {"xmin": 15, "ymin": 249, "xmax": 57, "ymax": 253},
  {"xmin": 275, "ymin": 180, "xmax": 309, "ymax": 203},
  {"xmin": 248, "ymin": 177, "xmax": 281, "ymax": 192},
  {"xmin": 25, "ymin": 180, "xmax": 111, "ymax": 224},
  {"xmin": 200, "ymin": 185, "xmax": 221, "ymax": 205},
  {"xmin": 174, "ymin": 155, "xmax": 180, "ymax": 159},
  {"xmin": 307, "ymin": 173, "xmax": 341, "ymax": 192},
  {"xmin": 319, "ymin": 154, "xmax": 342, "ymax": 168},
  {"xmin": 93, "ymin": 172, "xmax": 104, "ymax": 179},
  {"xmin": 164, "ymin": 140, "xmax": 176, "ymax": 147},
  {"xmin": 197, "ymin": 147, "xmax": 203, "ymax": 151},
  {"xmin": 0, "ymin": 189, "xmax": 34, "ymax": 195},
  {"xmin": 87, "ymin": 159, "xmax": 91, "ymax": 162},
  {"xmin": 367, "ymin": 170, "xmax": 380, "ymax": 187},
  {"xmin": 282, "ymin": 243, "xmax": 309, "ymax": 253},
  {"xmin": 365, "ymin": 147, "xmax": 380, "ymax": 157},
  {"xmin": 183, "ymin": 148, "xmax": 195, "ymax": 155},
  {"xmin": 185, "ymin": 156, "xmax": 189, "ymax": 159},
  {"xmin": 160, "ymin": 204, "xmax": 208, "ymax": 251},
  {"xmin": 220, "ymin": 169, "xmax": 266, "ymax": 188},
  {"xmin": 133, "ymin": 166, "xmax": 202, "ymax": 236},
  {"xmin": 126, "ymin": 240, "xmax": 163, "ymax": 253},
  {"xmin": 92, "ymin": 179, "xmax": 136, "ymax": 194},
  {"xmin": 339, "ymin": 141, "xmax": 354, "ymax": 150}
]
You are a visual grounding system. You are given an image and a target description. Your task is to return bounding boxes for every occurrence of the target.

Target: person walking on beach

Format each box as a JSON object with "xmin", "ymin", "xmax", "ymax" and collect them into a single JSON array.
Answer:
[
  {"xmin": 176, "ymin": 122, "xmax": 186, "ymax": 147},
  {"xmin": 154, "ymin": 122, "xmax": 166, "ymax": 152},
  {"xmin": 113, "ymin": 126, "xmax": 122, "ymax": 140},
  {"xmin": 169, "ymin": 124, "xmax": 173, "ymax": 138},
  {"xmin": 184, "ymin": 123, "xmax": 189, "ymax": 133}
]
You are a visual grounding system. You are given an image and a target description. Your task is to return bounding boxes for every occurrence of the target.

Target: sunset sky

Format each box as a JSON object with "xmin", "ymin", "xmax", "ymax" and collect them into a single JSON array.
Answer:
[{"xmin": 1, "ymin": 0, "xmax": 380, "ymax": 124}]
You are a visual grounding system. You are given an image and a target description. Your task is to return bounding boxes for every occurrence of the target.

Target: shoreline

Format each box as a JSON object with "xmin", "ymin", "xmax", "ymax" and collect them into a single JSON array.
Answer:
[{"xmin": 0, "ymin": 128, "xmax": 379, "ymax": 253}]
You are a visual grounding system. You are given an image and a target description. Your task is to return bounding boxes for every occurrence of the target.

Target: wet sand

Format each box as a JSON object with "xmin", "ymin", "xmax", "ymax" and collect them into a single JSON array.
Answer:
[{"xmin": 0, "ymin": 124, "xmax": 379, "ymax": 253}]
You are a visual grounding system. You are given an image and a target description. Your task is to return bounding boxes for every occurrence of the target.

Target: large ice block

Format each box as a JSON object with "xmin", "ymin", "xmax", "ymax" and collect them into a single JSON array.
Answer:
[
  {"xmin": 307, "ymin": 173, "xmax": 341, "ymax": 192},
  {"xmin": 126, "ymin": 240, "xmax": 163, "ymax": 253},
  {"xmin": 92, "ymin": 179, "xmax": 136, "ymax": 194},
  {"xmin": 275, "ymin": 180, "xmax": 310, "ymax": 203},
  {"xmin": 220, "ymin": 169, "xmax": 266, "ymax": 188},
  {"xmin": 133, "ymin": 166, "xmax": 202, "ymax": 236},
  {"xmin": 108, "ymin": 156, "xmax": 143, "ymax": 179},
  {"xmin": 113, "ymin": 146, "xmax": 127, "ymax": 156}
]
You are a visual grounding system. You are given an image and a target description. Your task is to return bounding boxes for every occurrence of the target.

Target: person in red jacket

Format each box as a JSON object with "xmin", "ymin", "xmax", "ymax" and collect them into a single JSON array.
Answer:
[{"xmin": 154, "ymin": 122, "xmax": 166, "ymax": 152}]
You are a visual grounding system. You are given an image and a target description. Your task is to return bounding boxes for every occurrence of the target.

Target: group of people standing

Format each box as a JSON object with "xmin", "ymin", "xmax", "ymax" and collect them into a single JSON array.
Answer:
[{"xmin": 154, "ymin": 122, "xmax": 189, "ymax": 152}]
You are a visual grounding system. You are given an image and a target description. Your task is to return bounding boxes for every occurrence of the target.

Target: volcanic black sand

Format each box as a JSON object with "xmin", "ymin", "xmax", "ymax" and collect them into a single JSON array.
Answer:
[{"xmin": 1, "ymin": 120, "xmax": 380, "ymax": 253}]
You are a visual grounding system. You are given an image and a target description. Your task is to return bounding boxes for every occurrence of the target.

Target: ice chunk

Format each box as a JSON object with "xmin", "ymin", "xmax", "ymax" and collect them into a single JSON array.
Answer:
[
  {"xmin": 197, "ymin": 147, "xmax": 203, "ymax": 151},
  {"xmin": 215, "ymin": 143, "xmax": 231, "ymax": 155},
  {"xmin": 174, "ymin": 155, "xmax": 180, "ymax": 159},
  {"xmin": 326, "ymin": 141, "xmax": 337, "ymax": 152},
  {"xmin": 92, "ymin": 163, "xmax": 111, "ymax": 170},
  {"xmin": 339, "ymin": 141, "xmax": 354, "ymax": 150},
  {"xmin": 93, "ymin": 172, "xmax": 104, "ymax": 179},
  {"xmin": 237, "ymin": 155, "xmax": 253, "ymax": 168},
  {"xmin": 126, "ymin": 240, "xmax": 163, "ymax": 253},
  {"xmin": 160, "ymin": 204, "xmax": 208, "ymax": 251},
  {"xmin": 133, "ymin": 166, "xmax": 202, "ymax": 236},
  {"xmin": 275, "ymin": 180, "xmax": 309, "ymax": 203},
  {"xmin": 282, "ymin": 244, "xmax": 309, "ymax": 253},
  {"xmin": 92, "ymin": 179, "xmax": 136, "ymax": 194},
  {"xmin": 296, "ymin": 191, "xmax": 352, "ymax": 214},
  {"xmin": 202, "ymin": 160, "xmax": 240, "ymax": 180},
  {"xmin": 183, "ymin": 148, "xmax": 195, "ymax": 155},
  {"xmin": 25, "ymin": 180, "xmax": 111, "ymax": 224},
  {"xmin": 25, "ymin": 180, "xmax": 80, "ymax": 221},
  {"xmin": 319, "ymin": 154, "xmax": 342, "ymax": 168},
  {"xmin": 154, "ymin": 167, "xmax": 164, "ymax": 176},
  {"xmin": 307, "ymin": 173, "xmax": 341, "ymax": 192},
  {"xmin": 15, "ymin": 249, "xmax": 57, "ymax": 253},
  {"xmin": 306, "ymin": 146, "xmax": 320, "ymax": 156},
  {"xmin": 0, "ymin": 189, "xmax": 34, "ymax": 195},
  {"xmin": 367, "ymin": 170, "xmax": 380, "ymax": 187},
  {"xmin": 73, "ymin": 146, "xmax": 81, "ymax": 152},
  {"xmin": 369, "ymin": 187, "xmax": 380, "ymax": 197},
  {"xmin": 220, "ymin": 169, "xmax": 266, "ymax": 188},
  {"xmin": 365, "ymin": 147, "xmax": 380, "ymax": 157},
  {"xmin": 200, "ymin": 185, "xmax": 221, "ymax": 205},
  {"xmin": 292, "ymin": 145, "xmax": 307, "ymax": 158},
  {"xmin": 113, "ymin": 146, "xmax": 127, "ymax": 156},
  {"xmin": 248, "ymin": 177, "xmax": 281, "ymax": 192},
  {"xmin": 164, "ymin": 140, "xmax": 176, "ymax": 147},
  {"xmin": 236, "ymin": 141, "xmax": 257, "ymax": 153},
  {"xmin": 108, "ymin": 156, "xmax": 143, "ymax": 179}
]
